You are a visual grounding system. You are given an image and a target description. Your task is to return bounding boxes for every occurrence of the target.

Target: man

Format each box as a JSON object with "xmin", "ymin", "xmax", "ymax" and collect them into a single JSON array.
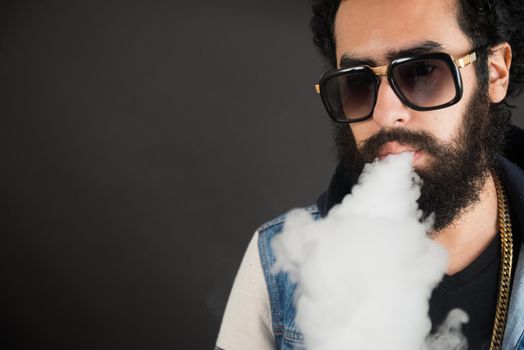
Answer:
[{"xmin": 217, "ymin": 0, "xmax": 524, "ymax": 349}]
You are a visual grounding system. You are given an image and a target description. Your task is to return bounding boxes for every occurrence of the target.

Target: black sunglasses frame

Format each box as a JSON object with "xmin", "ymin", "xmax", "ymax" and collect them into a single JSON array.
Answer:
[{"xmin": 318, "ymin": 52, "xmax": 467, "ymax": 123}]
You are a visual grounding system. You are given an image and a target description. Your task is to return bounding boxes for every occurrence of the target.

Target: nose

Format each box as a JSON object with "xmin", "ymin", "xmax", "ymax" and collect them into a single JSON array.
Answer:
[{"xmin": 372, "ymin": 77, "xmax": 411, "ymax": 127}]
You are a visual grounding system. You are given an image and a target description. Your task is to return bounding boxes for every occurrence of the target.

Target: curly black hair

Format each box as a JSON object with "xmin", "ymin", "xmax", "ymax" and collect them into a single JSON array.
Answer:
[{"xmin": 311, "ymin": 0, "xmax": 524, "ymax": 118}]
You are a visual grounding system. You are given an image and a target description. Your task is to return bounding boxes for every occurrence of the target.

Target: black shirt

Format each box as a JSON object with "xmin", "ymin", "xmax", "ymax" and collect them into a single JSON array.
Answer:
[{"xmin": 429, "ymin": 234, "xmax": 500, "ymax": 350}]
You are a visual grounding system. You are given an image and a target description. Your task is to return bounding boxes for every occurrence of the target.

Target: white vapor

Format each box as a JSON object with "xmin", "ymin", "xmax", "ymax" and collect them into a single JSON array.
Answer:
[{"xmin": 272, "ymin": 152, "xmax": 469, "ymax": 350}]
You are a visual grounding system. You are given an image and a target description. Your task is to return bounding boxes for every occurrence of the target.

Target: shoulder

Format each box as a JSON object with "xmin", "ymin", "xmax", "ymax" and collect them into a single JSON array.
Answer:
[
  {"xmin": 257, "ymin": 204, "xmax": 321, "ymax": 239},
  {"xmin": 257, "ymin": 204, "xmax": 320, "ymax": 266},
  {"xmin": 257, "ymin": 204, "xmax": 321, "ymax": 269}
]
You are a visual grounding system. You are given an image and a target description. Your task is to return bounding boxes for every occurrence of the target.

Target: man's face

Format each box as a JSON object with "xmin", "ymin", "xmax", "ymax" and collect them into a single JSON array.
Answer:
[
  {"xmin": 334, "ymin": 0, "xmax": 477, "ymax": 169},
  {"xmin": 332, "ymin": 0, "xmax": 505, "ymax": 230}
]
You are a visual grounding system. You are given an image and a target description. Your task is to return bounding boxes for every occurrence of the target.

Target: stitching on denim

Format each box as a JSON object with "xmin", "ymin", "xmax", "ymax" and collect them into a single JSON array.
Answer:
[
  {"xmin": 272, "ymin": 324, "xmax": 284, "ymax": 336},
  {"xmin": 257, "ymin": 205, "xmax": 320, "ymax": 232},
  {"xmin": 283, "ymin": 329, "xmax": 305, "ymax": 342},
  {"xmin": 258, "ymin": 214, "xmax": 288, "ymax": 231}
]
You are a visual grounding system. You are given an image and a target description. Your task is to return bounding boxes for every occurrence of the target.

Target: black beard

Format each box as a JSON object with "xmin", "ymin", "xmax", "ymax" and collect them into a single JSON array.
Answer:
[{"xmin": 334, "ymin": 84, "xmax": 509, "ymax": 231}]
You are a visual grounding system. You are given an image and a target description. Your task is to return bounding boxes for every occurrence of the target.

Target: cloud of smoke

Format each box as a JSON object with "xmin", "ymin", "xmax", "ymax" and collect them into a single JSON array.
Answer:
[{"xmin": 272, "ymin": 152, "xmax": 468, "ymax": 350}]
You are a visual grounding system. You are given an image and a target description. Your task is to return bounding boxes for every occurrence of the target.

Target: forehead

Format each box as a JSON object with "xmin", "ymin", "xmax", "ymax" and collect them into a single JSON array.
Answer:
[{"xmin": 334, "ymin": 0, "xmax": 470, "ymax": 64}]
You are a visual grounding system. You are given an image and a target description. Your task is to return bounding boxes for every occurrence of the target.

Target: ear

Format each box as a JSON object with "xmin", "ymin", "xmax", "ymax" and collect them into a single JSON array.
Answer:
[{"xmin": 488, "ymin": 42, "xmax": 512, "ymax": 103}]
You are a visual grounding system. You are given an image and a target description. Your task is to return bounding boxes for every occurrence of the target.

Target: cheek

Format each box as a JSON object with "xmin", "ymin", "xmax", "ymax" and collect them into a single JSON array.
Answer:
[
  {"xmin": 415, "ymin": 107, "xmax": 463, "ymax": 143},
  {"xmin": 418, "ymin": 76, "xmax": 477, "ymax": 143},
  {"xmin": 349, "ymin": 122, "xmax": 380, "ymax": 148}
]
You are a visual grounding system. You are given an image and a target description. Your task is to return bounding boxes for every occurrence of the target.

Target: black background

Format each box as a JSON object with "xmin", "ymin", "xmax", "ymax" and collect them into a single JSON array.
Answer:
[{"xmin": 2, "ymin": 1, "xmax": 523, "ymax": 349}]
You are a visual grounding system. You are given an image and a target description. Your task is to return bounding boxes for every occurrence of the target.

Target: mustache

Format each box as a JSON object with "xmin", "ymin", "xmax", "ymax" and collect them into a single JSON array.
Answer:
[{"xmin": 359, "ymin": 128, "xmax": 450, "ymax": 163}]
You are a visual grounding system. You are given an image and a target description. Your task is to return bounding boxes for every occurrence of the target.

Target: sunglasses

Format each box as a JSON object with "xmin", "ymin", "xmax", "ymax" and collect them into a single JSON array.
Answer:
[{"xmin": 315, "ymin": 49, "xmax": 480, "ymax": 123}]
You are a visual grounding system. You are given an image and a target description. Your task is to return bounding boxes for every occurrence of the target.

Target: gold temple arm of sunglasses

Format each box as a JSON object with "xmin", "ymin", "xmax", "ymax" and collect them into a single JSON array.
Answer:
[
  {"xmin": 454, "ymin": 51, "xmax": 477, "ymax": 68},
  {"xmin": 314, "ymin": 50, "xmax": 478, "ymax": 93}
]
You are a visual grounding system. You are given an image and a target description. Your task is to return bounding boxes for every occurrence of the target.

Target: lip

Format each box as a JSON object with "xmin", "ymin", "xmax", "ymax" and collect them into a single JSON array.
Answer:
[{"xmin": 377, "ymin": 142, "xmax": 420, "ymax": 161}]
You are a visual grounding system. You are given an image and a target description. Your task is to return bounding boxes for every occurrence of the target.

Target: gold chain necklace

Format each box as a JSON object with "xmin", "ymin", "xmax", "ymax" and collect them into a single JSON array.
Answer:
[{"xmin": 490, "ymin": 174, "xmax": 513, "ymax": 349}]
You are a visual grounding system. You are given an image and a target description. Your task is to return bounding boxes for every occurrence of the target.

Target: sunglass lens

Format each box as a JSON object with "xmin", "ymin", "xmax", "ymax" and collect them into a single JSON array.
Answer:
[
  {"xmin": 324, "ymin": 71, "xmax": 376, "ymax": 121},
  {"xmin": 393, "ymin": 58, "xmax": 457, "ymax": 108}
]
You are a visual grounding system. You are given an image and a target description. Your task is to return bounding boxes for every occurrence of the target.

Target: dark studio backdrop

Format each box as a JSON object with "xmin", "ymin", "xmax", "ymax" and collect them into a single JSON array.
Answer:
[{"xmin": 1, "ymin": 1, "xmax": 523, "ymax": 349}]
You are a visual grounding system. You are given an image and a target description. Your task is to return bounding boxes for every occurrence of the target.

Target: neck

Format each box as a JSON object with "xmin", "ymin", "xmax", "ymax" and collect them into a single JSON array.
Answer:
[{"xmin": 432, "ymin": 172, "xmax": 499, "ymax": 276}]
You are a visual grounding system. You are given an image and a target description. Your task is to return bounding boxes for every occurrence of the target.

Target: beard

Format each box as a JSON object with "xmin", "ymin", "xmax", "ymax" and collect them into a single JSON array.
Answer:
[{"xmin": 334, "ymin": 83, "xmax": 509, "ymax": 232}]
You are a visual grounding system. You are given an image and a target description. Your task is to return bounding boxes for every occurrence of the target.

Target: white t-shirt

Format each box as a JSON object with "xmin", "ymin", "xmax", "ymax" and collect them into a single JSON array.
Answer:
[{"xmin": 216, "ymin": 232, "xmax": 275, "ymax": 350}]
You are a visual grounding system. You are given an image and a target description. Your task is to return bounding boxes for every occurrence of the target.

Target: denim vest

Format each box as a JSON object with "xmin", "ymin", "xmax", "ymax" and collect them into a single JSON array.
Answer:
[
  {"xmin": 257, "ymin": 156, "xmax": 524, "ymax": 349},
  {"xmin": 258, "ymin": 205, "xmax": 320, "ymax": 350}
]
